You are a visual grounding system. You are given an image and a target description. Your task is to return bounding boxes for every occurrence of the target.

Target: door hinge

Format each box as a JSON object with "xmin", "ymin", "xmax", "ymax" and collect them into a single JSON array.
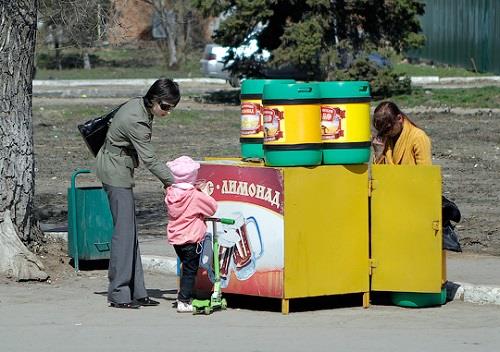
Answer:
[
  {"xmin": 432, "ymin": 220, "xmax": 440, "ymax": 234},
  {"xmin": 368, "ymin": 258, "xmax": 377, "ymax": 275},
  {"xmin": 368, "ymin": 179, "xmax": 378, "ymax": 197}
]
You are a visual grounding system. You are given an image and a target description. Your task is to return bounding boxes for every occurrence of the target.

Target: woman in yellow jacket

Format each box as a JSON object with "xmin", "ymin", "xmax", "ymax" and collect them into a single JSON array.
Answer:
[
  {"xmin": 372, "ymin": 101, "xmax": 448, "ymax": 294},
  {"xmin": 372, "ymin": 101, "xmax": 432, "ymax": 165}
]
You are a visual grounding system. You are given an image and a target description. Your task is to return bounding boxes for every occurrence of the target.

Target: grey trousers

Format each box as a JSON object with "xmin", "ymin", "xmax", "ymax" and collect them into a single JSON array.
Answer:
[{"xmin": 103, "ymin": 184, "xmax": 147, "ymax": 303}]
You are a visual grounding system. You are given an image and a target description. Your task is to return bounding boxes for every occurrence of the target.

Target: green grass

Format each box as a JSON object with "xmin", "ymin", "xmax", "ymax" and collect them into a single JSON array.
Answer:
[
  {"xmin": 386, "ymin": 87, "xmax": 500, "ymax": 109},
  {"xmin": 93, "ymin": 47, "xmax": 147, "ymax": 61},
  {"xmin": 394, "ymin": 63, "xmax": 491, "ymax": 77},
  {"xmin": 35, "ymin": 67, "xmax": 199, "ymax": 80},
  {"xmin": 36, "ymin": 46, "xmax": 497, "ymax": 80},
  {"xmin": 35, "ymin": 47, "xmax": 204, "ymax": 80},
  {"xmin": 38, "ymin": 61, "xmax": 494, "ymax": 80},
  {"xmin": 35, "ymin": 104, "xmax": 240, "ymax": 127}
]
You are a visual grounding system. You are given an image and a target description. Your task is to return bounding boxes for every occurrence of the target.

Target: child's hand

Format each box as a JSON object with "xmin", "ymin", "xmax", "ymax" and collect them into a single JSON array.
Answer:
[{"xmin": 195, "ymin": 179, "xmax": 210, "ymax": 195}]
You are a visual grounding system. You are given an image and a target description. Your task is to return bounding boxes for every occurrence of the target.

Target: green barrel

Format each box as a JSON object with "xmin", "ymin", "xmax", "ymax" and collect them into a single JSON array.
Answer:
[
  {"xmin": 67, "ymin": 169, "xmax": 113, "ymax": 271},
  {"xmin": 262, "ymin": 82, "xmax": 322, "ymax": 166},
  {"xmin": 240, "ymin": 79, "xmax": 295, "ymax": 159},
  {"xmin": 391, "ymin": 288, "xmax": 447, "ymax": 308},
  {"xmin": 319, "ymin": 81, "xmax": 372, "ymax": 164}
]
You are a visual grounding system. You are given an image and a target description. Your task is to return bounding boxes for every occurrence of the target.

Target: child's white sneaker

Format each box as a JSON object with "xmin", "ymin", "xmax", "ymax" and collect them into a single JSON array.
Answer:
[{"xmin": 176, "ymin": 300, "xmax": 193, "ymax": 313}]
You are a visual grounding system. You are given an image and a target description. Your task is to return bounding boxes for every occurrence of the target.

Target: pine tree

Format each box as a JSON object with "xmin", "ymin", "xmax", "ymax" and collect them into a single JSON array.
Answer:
[{"xmin": 193, "ymin": 0, "xmax": 425, "ymax": 97}]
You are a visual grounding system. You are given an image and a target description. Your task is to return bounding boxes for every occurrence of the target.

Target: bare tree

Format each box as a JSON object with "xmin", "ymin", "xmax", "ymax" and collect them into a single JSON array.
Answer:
[
  {"xmin": 0, "ymin": 0, "xmax": 48, "ymax": 281},
  {"xmin": 142, "ymin": 0, "xmax": 202, "ymax": 67},
  {"xmin": 39, "ymin": 0, "xmax": 115, "ymax": 69},
  {"xmin": 149, "ymin": 0, "xmax": 178, "ymax": 67}
]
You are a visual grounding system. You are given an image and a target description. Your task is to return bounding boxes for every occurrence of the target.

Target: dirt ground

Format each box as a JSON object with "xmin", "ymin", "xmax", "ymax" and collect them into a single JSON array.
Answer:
[{"xmin": 30, "ymin": 94, "xmax": 500, "ymax": 280}]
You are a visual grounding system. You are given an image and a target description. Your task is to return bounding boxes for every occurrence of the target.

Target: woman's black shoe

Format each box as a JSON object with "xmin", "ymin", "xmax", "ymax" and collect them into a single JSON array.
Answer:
[
  {"xmin": 136, "ymin": 297, "xmax": 160, "ymax": 306},
  {"xmin": 109, "ymin": 302, "xmax": 140, "ymax": 309}
]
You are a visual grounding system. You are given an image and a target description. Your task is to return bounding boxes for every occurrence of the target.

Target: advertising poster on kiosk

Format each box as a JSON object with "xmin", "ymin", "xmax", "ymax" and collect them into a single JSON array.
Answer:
[{"xmin": 196, "ymin": 162, "xmax": 284, "ymax": 298}]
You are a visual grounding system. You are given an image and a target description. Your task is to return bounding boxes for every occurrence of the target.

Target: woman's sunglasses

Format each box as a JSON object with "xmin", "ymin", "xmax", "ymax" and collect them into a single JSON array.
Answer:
[{"xmin": 159, "ymin": 102, "xmax": 174, "ymax": 112}]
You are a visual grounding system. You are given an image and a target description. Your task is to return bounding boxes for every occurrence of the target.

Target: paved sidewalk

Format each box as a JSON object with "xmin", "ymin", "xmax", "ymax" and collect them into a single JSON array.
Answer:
[
  {"xmin": 31, "ymin": 76, "xmax": 500, "ymax": 100},
  {"xmin": 138, "ymin": 235, "xmax": 500, "ymax": 286},
  {"xmin": 410, "ymin": 75, "xmax": 500, "ymax": 88},
  {"xmin": 2, "ymin": 268, "xmax": 500, "ymax": 352},
  {"xmin": 136, "ymin": 235, "xmax": 500, "ymax": 306},
  {"xmin": 32, "ymin": 76, "xmax": 500, "ymax": 87},
  {"xmin": 43, "ymin": 231, "xmax": 500, "ymax": 306},
  {"xmin": 446, "ymin": 252, "xmax": 500, "ymax": 286}
]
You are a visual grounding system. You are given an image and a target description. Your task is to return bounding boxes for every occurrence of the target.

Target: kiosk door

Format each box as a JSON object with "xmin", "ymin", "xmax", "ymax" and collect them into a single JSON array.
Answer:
[{"xmin": 370, "ymin": 165, "xmax": 442, "ymax": 293}]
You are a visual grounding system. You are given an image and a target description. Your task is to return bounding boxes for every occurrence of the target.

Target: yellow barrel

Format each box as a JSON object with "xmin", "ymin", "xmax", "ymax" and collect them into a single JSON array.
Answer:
[
  {"xmin": 262, "ymin": 82, "xmax": 322, "ymax": 166},
  {"xmin": 319, "ymin": 81, "xmax": 372, "ymax": 164},
  {"xmin": 240, "ymin": 79, "xmax": 294, "ymax": 159}
]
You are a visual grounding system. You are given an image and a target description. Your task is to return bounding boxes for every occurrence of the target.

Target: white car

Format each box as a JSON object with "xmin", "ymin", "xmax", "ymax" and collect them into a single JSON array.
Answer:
[{"xmin": 200, "ymin": 40, "xmax": 270, "ymax": 87}]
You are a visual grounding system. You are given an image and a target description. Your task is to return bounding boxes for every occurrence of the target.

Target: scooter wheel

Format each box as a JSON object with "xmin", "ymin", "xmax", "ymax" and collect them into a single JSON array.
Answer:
[
  {"xmin": 221, "ymin": 299, "xmax": 227, "ymax": 310},
  {"xmin": 204, "ymin": 306, "xmax": 211, "ymax": 315}
]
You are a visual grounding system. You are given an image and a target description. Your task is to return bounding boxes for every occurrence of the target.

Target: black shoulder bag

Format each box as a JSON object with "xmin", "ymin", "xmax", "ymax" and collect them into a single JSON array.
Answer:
[
  {"xmin": 442, "ymin": 196, "xmax": 462, "ymax": 252},
  {"xmin": 77, "ymin": 103, "xmax": 125, "ymax": 157}
]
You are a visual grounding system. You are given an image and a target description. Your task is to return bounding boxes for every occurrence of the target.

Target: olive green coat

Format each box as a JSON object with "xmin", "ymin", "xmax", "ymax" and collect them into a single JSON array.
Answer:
[{"xmin": 96, "ymin": 97, "xmax": 173, "ymax": 188}]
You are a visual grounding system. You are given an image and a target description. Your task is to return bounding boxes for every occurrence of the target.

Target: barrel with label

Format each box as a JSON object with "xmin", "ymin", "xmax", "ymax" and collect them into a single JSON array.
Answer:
[
  {"xmin": 319, "ymin": 81, "xmax": 371, "ymax": 164},
  {"xmin": 262, "ymin": 82, "xmax": 322, "ymax": 166},
  {"xmin": 240, "ymin": 79, "xmax": 295, "ymax": 159}
]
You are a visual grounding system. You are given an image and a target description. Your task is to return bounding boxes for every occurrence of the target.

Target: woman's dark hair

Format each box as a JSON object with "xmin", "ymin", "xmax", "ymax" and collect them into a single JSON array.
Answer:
[
  {"xmin": 144, "ymin": 78, "xmax": 180, "ymax": 109},
  {"xmin": 373, "ymin": 101, "xmax": 416, "ymax": 137}
]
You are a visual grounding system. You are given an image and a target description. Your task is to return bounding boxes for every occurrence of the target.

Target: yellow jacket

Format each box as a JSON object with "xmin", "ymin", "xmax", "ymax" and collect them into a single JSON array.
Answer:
[{"xmin": 375, "ymin": 118, "xmax": 432, "ymax": 165}]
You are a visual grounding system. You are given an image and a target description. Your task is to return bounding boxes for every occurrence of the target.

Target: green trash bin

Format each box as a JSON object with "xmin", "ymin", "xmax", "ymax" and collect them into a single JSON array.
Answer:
[{"xmin": 67, "ymin": 169, "xmax": 113, "ymax": 271}]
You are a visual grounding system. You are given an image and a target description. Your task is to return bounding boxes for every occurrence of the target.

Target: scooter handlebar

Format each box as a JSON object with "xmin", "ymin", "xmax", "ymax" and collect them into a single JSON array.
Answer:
[{"xmin": 205, "ymin": 217, "xmax": 235, "ymax": 225}]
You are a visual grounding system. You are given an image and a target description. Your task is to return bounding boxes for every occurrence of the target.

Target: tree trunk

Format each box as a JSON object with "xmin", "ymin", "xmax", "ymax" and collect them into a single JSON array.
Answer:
[
  {"xmin": 165, "ymin": 10, "xmax": 177, "ymax": 67},
  {"xmin": 83, "ymin": 51, "xmax": 92, "ymax": 70},
  {"xmin": 0, "ymin": 0, "xmax": 48, "ymax": 281},
  {"xmin": 54, "ymin": 26, "xmax": 62, "ymax": 71}
]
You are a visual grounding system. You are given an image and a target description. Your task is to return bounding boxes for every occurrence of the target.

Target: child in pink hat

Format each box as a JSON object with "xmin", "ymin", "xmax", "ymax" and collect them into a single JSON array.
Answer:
[{"xmin": 165, "ymin": 156, "xmax": 217, "ymax": 313}]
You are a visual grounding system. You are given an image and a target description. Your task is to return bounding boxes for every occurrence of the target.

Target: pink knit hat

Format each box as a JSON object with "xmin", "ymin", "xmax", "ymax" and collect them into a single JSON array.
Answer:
[{"xmin": 166, "ymin": 156, "xmax": 200, "ymax": 184}]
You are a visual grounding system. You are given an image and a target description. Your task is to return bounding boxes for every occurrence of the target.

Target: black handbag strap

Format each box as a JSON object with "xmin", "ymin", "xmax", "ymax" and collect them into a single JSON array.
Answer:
[
  {"xmin": 105, "ymin": 96, "xmax": 144, "ymax": 124},
  {"xmin": 105, "ymin": 101, "xmax": 126, "ymax": 123}
]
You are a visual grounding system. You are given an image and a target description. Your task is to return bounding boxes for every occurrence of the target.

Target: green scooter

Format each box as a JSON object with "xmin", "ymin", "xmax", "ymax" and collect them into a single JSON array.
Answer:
[{"xmin": 192, "ymin": 217, "xmax": 235, "ymax": 315}]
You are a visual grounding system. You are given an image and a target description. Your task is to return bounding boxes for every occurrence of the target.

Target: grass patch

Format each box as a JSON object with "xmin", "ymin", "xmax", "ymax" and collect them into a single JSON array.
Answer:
[
  {"xmin": 32, "ymin": 103, "xmax": 241, "ymax": 162},
  {"xmin": 36, "ymin": 104, "xmax": 116, "ymax": 119},
  {"xmin": 386, "ymin": 87, "xmax": 500, "ymax": 109},
  {"xmin": 394, "ymin": 63, "xmax": 491, "ymax": 77},
  {"xmin": 36, "ymin": 46, "xmax": 496, "ymax": 80},
  {"xmin": 35, "ymin": 47, "xmax": 204, "ymax": 80},
  {"xmin": 34, "ymin": 103, "xmax": 240, "ymax": 130},
  {"xmin": 36, "ymin": 67, "xmax": 188, "ymax": 80},
  {"xmin": 155, "ymin": 108, "xmax": 240, "ymax": 128}
]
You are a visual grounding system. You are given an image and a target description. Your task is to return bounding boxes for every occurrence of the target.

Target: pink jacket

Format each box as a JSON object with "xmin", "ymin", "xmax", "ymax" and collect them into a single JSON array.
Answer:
[{"xmin": 165, "ymin": 183, "xmax": 218, "ymax": 245}]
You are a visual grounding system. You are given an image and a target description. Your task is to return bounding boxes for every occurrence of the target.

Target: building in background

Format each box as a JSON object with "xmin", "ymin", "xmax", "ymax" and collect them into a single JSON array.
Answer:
[
  {"xmin": 411, "ymin": 0, "xmax": 500, "ymax": 74},
  {"xmin": 108, "ymin": 0, "xmax": 154, "ymax": 44},
  {"xmin": 108, "ymin": 0, "xmax": 219, "ymax": 45}
]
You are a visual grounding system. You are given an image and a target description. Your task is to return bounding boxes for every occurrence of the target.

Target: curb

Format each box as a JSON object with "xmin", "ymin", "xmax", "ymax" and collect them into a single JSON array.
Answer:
[
  {"xmin": 33, "ymin": 78, "xmax": 227, "ymax": 87},
  {"xmin": 44, "ymin": 232, "xmax": 179, "ymax": 274},
  {"xmin": 141, "ymin": 254, "xmax": 500, "ymax": 306},
  {"xmin": 33, "ymin": 76, "xmax": 500, "ymax": 89},
  {"xmin": 410, "ymin": 76, "xmax": 500, "ymax": 85},
  {"xmin": 44, "ymin": 233, "xmax": 500, "ymax": 306},
  {"xmin": 141, "ymin": 255, "xmax": 178, "ymax": 275},
  {"xmin": 451, "ymin": 282, "xmax": 500, "ymax": 305}
]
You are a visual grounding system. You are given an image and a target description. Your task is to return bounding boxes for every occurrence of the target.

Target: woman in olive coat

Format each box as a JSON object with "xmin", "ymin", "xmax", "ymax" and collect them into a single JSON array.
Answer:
[{"xmin": 97, "ymin": 78, "xmax": 179, "ymax": 309}]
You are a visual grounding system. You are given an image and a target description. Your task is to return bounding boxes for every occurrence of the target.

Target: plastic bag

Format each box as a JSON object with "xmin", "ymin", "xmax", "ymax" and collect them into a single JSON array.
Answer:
[
  {"xmin": 442, "ymin": 196, "xmax": 462, "ymax": 252},
  {"xmin": 443, "ymin": 223, "xmax": 462, "ymax": 252},
  {"xmin": 198, "ymin": 233, "xmax": 215, "ymax": 283}
]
